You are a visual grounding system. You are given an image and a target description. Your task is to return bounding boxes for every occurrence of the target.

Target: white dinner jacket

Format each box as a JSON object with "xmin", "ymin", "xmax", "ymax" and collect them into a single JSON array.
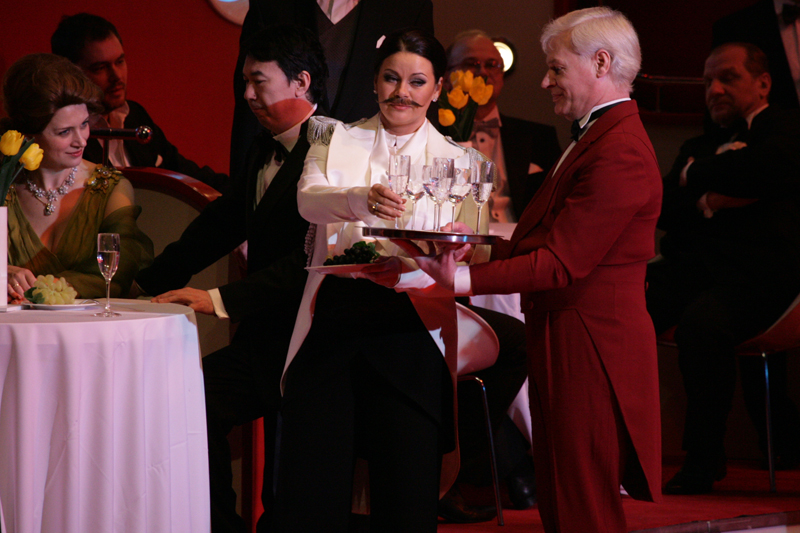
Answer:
[{"xmin": 282, "ymin": 115, "xmax": 484, "ymax": 387}]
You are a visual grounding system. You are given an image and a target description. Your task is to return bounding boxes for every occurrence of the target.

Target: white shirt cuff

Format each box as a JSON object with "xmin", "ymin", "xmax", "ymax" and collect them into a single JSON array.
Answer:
[
  {"xmin": 208, "ymin": 288, "xmax": 229, "ymax": 319},
  {"xmin": 453, "ymin": 265, "xmax": 473, "ymax": 296}
]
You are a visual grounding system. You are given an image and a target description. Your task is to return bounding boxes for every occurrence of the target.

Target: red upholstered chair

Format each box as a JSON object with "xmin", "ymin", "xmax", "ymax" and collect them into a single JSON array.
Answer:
[
  {"xmin": 657, "ymin": 291, "xmax": 800, "ymax": 492},
  {"xmin": 121, "ymin": 166, "xmax": 221, "ymax": 210}
]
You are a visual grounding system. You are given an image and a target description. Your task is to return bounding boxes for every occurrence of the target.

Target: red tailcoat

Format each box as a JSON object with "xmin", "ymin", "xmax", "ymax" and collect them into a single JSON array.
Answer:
[{"xmin": 470, "ymin": 100, "xmax": 662, "ymax": 531}]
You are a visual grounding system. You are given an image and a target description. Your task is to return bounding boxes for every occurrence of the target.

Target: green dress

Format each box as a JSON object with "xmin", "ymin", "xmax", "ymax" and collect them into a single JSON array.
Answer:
[{"xmin": 6, "ymin": 166, "xmax": 154, "ymax": 298}]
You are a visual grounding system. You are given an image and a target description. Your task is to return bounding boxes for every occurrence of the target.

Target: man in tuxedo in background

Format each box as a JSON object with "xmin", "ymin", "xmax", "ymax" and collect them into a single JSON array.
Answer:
[
  {"xmin": 712, "ymin": 0, "xmax": 800, "ymax": 110},
  {"xmin": 51, "ymin": 13, "xmax": 228, "ymax": 191},
  {"xmin": 229, "ymin": 0, "xmax": 434, "ymax": 180},
  {"xmin": 445, "ymin": 30, "xmax": 562, "ymax": 222},
  {"xmin": 647, "ymin": 42, "xmax": 800, "ymax": 495},
  {"xmin": 135, "ymin": 25, "xmax": 327, "ymax": 532}
]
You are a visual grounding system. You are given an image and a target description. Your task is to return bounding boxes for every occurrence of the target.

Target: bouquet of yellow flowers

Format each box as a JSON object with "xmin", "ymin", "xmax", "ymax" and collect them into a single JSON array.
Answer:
[
  {"xmin": 0, "ymin": 130, "xmax": 43, "ymax": 206},
  {"xmin": 437, "ymin": 70, "xmax": 494, "ymax": 143}
]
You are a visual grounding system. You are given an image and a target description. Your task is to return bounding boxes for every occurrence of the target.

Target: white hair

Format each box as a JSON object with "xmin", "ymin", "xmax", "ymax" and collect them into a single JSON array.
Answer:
[{"xmin": 540, "ymin": 7, "xmax": 641, "ymax": 93}]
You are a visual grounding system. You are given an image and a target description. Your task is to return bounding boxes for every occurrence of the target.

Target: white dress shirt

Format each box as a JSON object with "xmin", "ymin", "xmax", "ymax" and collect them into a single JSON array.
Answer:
[{"xmin": 209, "ymin": 105, "xmax": 317, "ymax": 318}]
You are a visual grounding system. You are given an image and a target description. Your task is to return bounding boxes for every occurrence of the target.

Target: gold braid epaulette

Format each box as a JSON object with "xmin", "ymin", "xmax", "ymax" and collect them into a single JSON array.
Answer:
[
  {"xmin": 85, "ymin": 166, "xmax": 122, "ymax": 194},
  {"xmin": 307, "ymin": 116, "xmax": 339, "ymax": 146}
]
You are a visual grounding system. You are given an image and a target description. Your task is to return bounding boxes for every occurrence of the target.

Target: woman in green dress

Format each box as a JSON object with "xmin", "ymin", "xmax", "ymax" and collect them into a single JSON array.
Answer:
[{"xmin": 3, "ymin": 53, "xmax": 153, "ymax": 300}]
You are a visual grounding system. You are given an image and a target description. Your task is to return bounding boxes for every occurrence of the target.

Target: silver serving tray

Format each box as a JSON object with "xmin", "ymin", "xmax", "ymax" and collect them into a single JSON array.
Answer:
[{"xmin": 361, "ymin": 226, "xmax": 497, "ymax": 245}]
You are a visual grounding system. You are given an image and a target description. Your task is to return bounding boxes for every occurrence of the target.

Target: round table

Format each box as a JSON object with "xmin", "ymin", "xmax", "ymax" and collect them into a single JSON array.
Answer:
[{"xmin": 0, "ymin": 299, "xmax": 209, "ymax": 533}]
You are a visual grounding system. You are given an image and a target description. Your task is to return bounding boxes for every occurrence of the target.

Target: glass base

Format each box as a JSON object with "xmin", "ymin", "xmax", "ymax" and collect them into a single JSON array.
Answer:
[{"xmin": 94, "ymin": 310, "xmax": 121, "ymax": 317}]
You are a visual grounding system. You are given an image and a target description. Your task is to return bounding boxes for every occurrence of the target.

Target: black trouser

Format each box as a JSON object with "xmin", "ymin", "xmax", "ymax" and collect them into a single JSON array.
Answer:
[
  {"xmin": 646, "ymin": 256, "xmax": 800, "ymax": 467},
  {"xmin": 204, "ymin": 319, "xmax": 290, "ymax": 533},
  {"xmin": 272, "ymin": 277, "xmax": 451, "ymax": 533}
]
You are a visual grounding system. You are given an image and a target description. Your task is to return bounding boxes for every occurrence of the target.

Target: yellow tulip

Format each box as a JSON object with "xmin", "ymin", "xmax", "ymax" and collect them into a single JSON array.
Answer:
[
  {"xmin": 439, "ymin": 108, "xmax": 456, "ymax": 127},
  {"xmin": 447, "ymin": 87, "xmax": 469, "ymax": 110},
  {"xmin": 0, "ymin": 130, "xmax": 24, "ymax": 157},
  {"xmin": 450, "ymin": 70, "xmax": 474, "ymax": 93},
  {"xmin": 20, "ymin": 143, "xmax": 44, "ymax": 171},
  {"xmin": 469, "ymin": 77, "xmax": 494, "ymax": 106}
]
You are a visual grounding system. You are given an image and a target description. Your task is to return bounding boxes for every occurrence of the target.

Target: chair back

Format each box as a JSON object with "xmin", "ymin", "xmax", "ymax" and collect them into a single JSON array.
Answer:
[
  {"xmin": 456, "ymin": 302, "xmax": 500, "ymax": 375},
  {"xmin": 737, "ymin": 291, "xmax": 800, "ymax": 355},
  {"xmin": 123, "ymin": 166, "xmax": 230, "ymax": 357}
]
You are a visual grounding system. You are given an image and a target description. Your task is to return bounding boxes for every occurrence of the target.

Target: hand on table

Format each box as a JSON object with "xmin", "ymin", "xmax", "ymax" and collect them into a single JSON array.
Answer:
[
  {"xmin": 151, "ymin": 287, "xmax": 214, "ymax": 315},
  {"xmin": 367, "ymin": 183, "xmax": 405, "ymax": 221},
  {"xmin": 7, "ymin": 266, "xmax": 36, "ymax": 298}
]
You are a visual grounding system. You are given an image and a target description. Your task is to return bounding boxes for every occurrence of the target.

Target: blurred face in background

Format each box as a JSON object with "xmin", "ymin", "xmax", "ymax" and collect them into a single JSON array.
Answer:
[
  {"xmin": 704, "ymin": 45, "xmax": 770, "ymax": 128},
  {"xmin": 375, "ymin": 51, "xmax": 442, "ymax": 135},
  {"xmin": 76, "ymin": 35, "xmax": 128, "ymax": 112},
  {"xmin": 446, "ymin": 35, "xmax": 504, "ymax": 111}
]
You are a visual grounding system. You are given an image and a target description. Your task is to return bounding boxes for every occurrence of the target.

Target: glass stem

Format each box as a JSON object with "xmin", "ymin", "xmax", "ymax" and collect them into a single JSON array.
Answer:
[
  {"xmin": 451, "ymin": 205, "xmax": 457, "ymax": 228},
  {"xmin": 410, "ymin": 199, "xmax": 417, "ymax": 230},
  {"xmin": 105, "ymin": 279, "xmax": 111, "ymax": 314},
  {"xmin": 476, "ymin": 206, "xmax": 482, "ymax": 234},
  {"xmin": 434, "ymin": 203, "xmax": 440, "ymax": 231}
]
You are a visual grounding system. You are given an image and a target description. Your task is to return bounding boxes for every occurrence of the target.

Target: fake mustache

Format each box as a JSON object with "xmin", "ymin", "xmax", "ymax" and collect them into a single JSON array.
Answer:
[{"xmin": 379, "ymin": 96, "xmax": 423, "ymax": 107}]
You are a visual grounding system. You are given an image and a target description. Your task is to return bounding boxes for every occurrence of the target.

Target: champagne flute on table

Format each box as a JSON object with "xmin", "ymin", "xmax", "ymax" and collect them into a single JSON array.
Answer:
[
  {"xmin": 448, "ymin": 167, "xmax": 472, "ymax": 228},
  {"xmin": 388, "ymin": 154, "xmax": 410, "ymax": 228},
  {"xmin": 95, "ymin": 233, "xmax": 121, "ymax": 317},
  {"xmin": 471, "ymin": 160, "xmax": 495, "ymax": 232},
  {"xmin": 406, "ymin": 165, "xmax": 426, "ymax": 229}
]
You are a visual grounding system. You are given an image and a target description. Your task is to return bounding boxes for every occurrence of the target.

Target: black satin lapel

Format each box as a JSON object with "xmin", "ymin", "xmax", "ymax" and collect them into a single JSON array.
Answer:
[{"xmin": 254, "ymin": 136, "xmax": 309, "ymax": 220}]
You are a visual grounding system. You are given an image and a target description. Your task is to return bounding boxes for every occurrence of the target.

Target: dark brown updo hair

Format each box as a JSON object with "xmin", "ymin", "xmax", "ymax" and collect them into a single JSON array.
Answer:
[
  {"xmin": 373, "ymin": 28, "xmax": 447, "ymax": 82},
  {"xmin": 1, "ymin": 53, "xmax": 103, "ymax": 135}
]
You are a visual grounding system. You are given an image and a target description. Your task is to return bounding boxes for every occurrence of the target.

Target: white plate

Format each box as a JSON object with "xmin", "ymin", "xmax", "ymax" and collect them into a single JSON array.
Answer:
[
  {"xmin": 24, "ymin": 302, "xmax": 101, "ymax": 311},
  {"xmin": 306, "ymin": 263, "xmax": 385, "ymax": 275}
]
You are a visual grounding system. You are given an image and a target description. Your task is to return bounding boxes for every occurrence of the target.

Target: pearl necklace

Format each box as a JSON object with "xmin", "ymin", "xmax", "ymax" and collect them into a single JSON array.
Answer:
[{"xmin": 26, "ymin": 167, "xmax": 77, "ymax": 216}]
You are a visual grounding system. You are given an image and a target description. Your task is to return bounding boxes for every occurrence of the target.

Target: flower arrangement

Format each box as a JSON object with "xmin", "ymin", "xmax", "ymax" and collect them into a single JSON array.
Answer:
[
  {"xmin": 0, "ymin": 130, "xmax": 43, "ymax": 206},
  {"xmin": 437, "ymin": 70, "xmax": 494, "ymax": 143},
  {"xmin": 24, "ymin": 275, "xmax": 78, "ymax": 305}
]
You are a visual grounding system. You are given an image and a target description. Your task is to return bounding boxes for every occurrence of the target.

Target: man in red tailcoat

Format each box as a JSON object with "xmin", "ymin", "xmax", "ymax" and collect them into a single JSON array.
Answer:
[{"xmin": 396, "ymin": 7, "xmax": 663, "ymax": 532}]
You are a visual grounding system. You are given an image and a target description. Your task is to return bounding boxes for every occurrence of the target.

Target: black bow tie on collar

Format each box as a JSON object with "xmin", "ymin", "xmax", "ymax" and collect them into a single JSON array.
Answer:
[
  {"xmin": 570, "ymin": 102, "xmax": 622, "ymax": 141},
  {"xmin": 783, "ymin": 2, "xmax": 800, "ymax": 24},
  {"xmin": 272, "ymin": 140, "xmax": 290, "ymax": 163}
]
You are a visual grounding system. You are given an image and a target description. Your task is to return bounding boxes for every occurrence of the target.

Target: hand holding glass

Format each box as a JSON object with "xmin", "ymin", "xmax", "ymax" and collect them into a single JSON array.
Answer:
[
  {"xmin": 471, "ymin": 161, "xmax": 495, "ymax": 232},
  {"xmin": 95, "ymin": 233, "xmax": 120, "ymax": 317},
  {"xmin": 388, "ymin": 154, "xmax": 410, "ymax": 228}
]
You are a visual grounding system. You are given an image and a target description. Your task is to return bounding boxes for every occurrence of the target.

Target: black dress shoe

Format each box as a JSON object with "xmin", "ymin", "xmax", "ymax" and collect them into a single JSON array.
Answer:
[
  {"xmin": 507, "ymin": 474, "xmax": 536, "ymax": 510},
  {"xmin": 663, "ymin": 462, "xmax": 727, "ymax": 496},
  {"xmin": 438, "ymin": 486, "xmax": 497, "ymax": 524}
]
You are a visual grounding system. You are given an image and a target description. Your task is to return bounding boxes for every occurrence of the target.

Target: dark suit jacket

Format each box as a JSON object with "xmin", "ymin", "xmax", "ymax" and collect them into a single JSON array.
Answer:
[
  {"xmin": 470, "ymin": 101, "xmax": 663, "ymax": 512},
  {"xmin": 85, "ymin": 100, "xmax": 228, "ymax": 192},
  {"xmin": 713, "ymin": 0, "xmax": 800, "ymax": 110},
  {"xmin": 136, "ymin": 121, "xmax": 311, "ymax": 349},
  {"xmin": 229, "ymin": 0, "xmax": 434, "ymax": 179},
  {"xmin": 499, "ymin": 114, "xmax": 562, "ymax": 219},
  {"xmin": 659, "ymin": 105, "xmax": 800, "ymax": 285}
]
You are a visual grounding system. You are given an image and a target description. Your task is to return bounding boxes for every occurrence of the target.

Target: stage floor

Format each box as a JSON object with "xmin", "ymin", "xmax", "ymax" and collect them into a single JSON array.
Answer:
[{"xmin": 438, "ymin": 460, "xmax": 800, "ymax": 532}]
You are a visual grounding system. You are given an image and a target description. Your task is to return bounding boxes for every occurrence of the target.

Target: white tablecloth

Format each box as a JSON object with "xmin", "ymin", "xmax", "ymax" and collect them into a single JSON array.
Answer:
[{"xmin": 0, "ymin": 299, "xmax": 209, "ymax": 533}]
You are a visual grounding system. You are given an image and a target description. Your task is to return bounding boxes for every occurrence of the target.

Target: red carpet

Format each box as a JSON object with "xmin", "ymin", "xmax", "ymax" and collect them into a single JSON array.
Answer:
[{"xmin": 438, "ymin": 460, "xmax": 800, "ymax": 532}]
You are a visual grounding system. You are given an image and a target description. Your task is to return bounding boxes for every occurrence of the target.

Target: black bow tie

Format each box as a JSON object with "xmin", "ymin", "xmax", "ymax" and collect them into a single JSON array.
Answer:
[
  {"xmin": 570, "ymin": 103, "xmax": 622, "ymax": 141},
  {"xmin": 784, "ymin": 2, "xmax": 800, "ymax": 24},
  {"xmin": 272, "ymin": 141, "xmax": 290, "ymax": 163},
  {"xmin": 472, "ymin": 117, "xmax": 501, "ymax": 139}
]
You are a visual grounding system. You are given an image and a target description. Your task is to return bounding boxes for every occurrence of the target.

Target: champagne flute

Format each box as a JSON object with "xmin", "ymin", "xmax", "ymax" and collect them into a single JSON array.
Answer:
[
  {"xmin": 95, "ymin": 233, "xmax": 121, "ymax": 317},
  {"xmin": 423, "ymin": 168, "xmax": 449, "ymax": 230},
  {"xmin": 471, "ymin": 160, "xmax": 495, "ymax": 233},
  {"xmin": 388, "ymin": 154, "xmax": 410, "ymax": 228},
  {"xmin": 448, "ymin": 168, "xmax": 472, "ymax": 228},
  {"xmin": 406, "ymin": 165, "xmax": 426, "ymax": 229},
  {"xmin": 431, "ymin": 158, "xmax": 454, "ymax": 231}
]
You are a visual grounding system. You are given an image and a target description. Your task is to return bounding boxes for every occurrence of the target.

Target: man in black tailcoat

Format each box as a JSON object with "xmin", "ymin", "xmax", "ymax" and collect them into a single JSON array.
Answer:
[
  {"xmin": 647, "ymin": 42, "xmax": 800, "ymax": 494},
  {"xmin": 135, "ymin": 25, "xmax": 328, "ymax": 532}
]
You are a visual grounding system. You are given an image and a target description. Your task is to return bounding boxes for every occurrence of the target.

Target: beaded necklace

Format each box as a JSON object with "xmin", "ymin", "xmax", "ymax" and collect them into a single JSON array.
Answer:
[{"xmin": 26, "ymin": 167, "xmax": 77, "ymax": 216}]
